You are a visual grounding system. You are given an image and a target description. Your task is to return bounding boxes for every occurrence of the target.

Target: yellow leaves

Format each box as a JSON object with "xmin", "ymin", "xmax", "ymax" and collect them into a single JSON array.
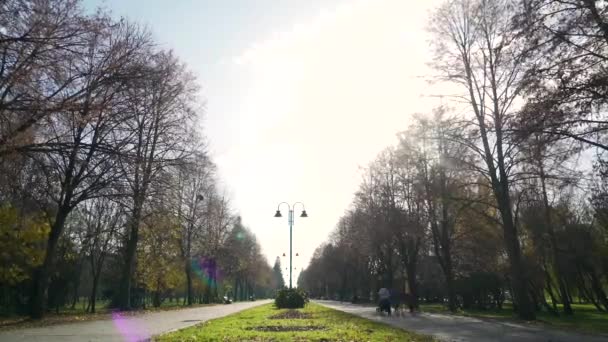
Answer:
[
  {"xmin": 0, "ymin": 204, "xmax": 50, "ymax": 285},
  {"xmin": 0, "ymin": 265, "xmax": 29, "ymax": 284},
  {"xmin": 136, "ymin": 210, "xmax": 184, "ymax": 293}
]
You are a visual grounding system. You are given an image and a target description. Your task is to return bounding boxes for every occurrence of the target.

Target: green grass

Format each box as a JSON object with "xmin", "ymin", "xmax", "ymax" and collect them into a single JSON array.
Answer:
[
  {"xmin": 420, "ymin": 302, "xmax": 608, "ymax": 335},
  {"xmin": 157, "ymin": 303, "xmax": 435, "ymax": 341}
]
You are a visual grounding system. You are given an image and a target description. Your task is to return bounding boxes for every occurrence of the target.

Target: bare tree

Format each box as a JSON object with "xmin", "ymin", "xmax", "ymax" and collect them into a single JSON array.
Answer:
[
  {"xmin": 26, "ymin": 17, "xmax": 151, "ymax": 318},
  {"xmin": 116, "ymin": 50, "xmax": 199, "ymax": 310},
  {"xmin": 429, "ymin": 0, "xmax": 536, "ymax": 319},
  {"xmin": 517, "ymin": 0, "xmax": 608, "ymax": 151},
  {"xmin": 399, "ymin": 110, "xmax": 477, "ymax": 312},
  {"xmin": 197, "ymin": 190, "xmax": 233, "ymax": 302},
  {"xmin": 77, "ymin": 197, "xmax": 123, "ymax": 313},
  {"xmin": 0, "ymin": 0, "xmax": 87, "ymax": 151},
  {"xmin": 175, "ymin": 153, "xmax": 215, "ymax": 306}
]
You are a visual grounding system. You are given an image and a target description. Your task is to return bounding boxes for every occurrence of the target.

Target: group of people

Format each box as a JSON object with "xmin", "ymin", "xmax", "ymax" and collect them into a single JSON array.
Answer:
[{"xmin": 377, "ymin": 287, "xmax": 415, "ymax": 315}]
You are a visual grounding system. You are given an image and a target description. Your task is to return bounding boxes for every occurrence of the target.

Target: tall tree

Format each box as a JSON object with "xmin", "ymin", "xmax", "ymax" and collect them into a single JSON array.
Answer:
[
  {"xmin": 116, "ymin": 50, "xmax": 198, "ymax": 310},
  {"xmin": 77, "ymin": 197, "xmax": 122, "ymax": 313},
  {"xmin": 429, "ymin": 0, "xmax": 536, "ymax": 319},
  {"xmin": 175, "ymin": 153, "xmax": 214, "ymax": 306},
  {"xmin": 401, "ymin": 111, "xmax": 475, "ymax": 312},
  {"xmin": 272, "ymin": 257, "xmax": 285, "ymax": 289},
  {"xmin": 26, "ymin": 17, "xmax": 151, "ymax": 318}
]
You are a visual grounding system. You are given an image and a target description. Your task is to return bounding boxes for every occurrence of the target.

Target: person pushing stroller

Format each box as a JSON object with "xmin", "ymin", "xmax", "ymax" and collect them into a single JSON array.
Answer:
[{"xmin": 377, "ymin": 287, "xmax": 391, "ymax": 315}]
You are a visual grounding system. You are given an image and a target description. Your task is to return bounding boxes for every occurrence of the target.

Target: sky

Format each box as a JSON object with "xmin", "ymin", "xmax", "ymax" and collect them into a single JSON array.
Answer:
[{"xmin": 84, "ymin": 0, "xmax": 442, "ymax": 283}]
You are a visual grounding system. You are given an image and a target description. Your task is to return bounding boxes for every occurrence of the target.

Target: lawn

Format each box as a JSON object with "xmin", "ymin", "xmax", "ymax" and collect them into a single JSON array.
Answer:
[
  {"xmin": 157, "ymin": 302, "xmax": 435, "ymax": 341},
  {"xmin": 419, "ymin": 302, "xmax": 608, "ymax": 335}
]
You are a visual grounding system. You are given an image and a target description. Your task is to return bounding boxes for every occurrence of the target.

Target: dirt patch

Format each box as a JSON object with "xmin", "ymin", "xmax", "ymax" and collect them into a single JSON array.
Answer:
[
  {"xmin": 248, "ymin": 325, "xmax": 326, "ymax": 332},
  {"xmin": 270, "ymin": 310, "xmax": 312, "ymax": 320}
]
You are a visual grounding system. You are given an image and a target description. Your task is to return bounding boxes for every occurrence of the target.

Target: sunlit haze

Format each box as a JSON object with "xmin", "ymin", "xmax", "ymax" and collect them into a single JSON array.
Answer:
[{"xmin": 85, "ymin": 0, "xmax": 442, "ymax": 281}]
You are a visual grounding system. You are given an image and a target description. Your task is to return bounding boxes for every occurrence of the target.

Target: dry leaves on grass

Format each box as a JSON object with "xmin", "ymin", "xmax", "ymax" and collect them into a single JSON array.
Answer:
[
  {"xmin": 247, "ymin": 325, "xmax": 326, "ymax": 332},
  {"xmin": 269, "ymin": 309, "xmax": 312, "ymax": 320}
]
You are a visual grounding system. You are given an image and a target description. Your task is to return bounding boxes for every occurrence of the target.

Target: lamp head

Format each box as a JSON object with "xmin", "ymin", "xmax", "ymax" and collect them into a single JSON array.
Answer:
[
  {"xmin": 274, "ymin": 210, "xmax": 282, "ymax": 218},
  {"xmin": 300, "ymin": 210, "xmax": 308, "ymax": 218}
]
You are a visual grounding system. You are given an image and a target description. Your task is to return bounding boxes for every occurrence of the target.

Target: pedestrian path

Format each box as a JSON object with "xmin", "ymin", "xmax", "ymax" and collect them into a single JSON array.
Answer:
[
  {"xmin": 0, "ymin": 300, "xmax": 270, "ymax": 342},
  {"xmin": 316, "ymin": 300, "xmax": 608, "ymax": 342}
]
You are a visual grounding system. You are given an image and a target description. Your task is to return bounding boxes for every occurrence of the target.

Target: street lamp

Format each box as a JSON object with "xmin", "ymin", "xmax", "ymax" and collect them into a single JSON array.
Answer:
[{"xmin": 274, "ymin": 202, "xmax": 307, "ymax": 288}]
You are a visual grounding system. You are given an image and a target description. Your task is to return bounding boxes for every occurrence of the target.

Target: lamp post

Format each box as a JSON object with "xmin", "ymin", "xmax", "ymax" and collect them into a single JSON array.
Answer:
[{"xmin": 274, "ymin": 202, "xmax": 307, "ymax": 288}]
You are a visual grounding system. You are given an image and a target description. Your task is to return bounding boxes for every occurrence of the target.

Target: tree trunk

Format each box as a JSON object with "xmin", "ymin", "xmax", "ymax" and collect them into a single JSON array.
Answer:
[
  {"xmin": 118, "ymin": 204, "xmax": 142, "ymax": 310},
  {"xmin": 544, "ymin": 270, "xmax": 559, "ymax": 313},
  {"xmin": 445, "ymin": 266, "xmax": 457, "ymax": 312},
  {"xmin": 464, "ymin": 56, "xmax": 535, "ymax": 320},
  {"xmin": 71, "ymin": 286, "xmax": 78, "ymax": 310},
  {"xmin": 577, "ymin": 268, "xmax": 604, "ymax": 312},
  {"xmin": 152, "ymin": 290, "xmax": 161, "ymax": 308},
  {"xmin": 340, "ymin": 272, "xmax": 348, "ymax": 302},
  {"xmin": 496, "ymin": 188, "xmax": 536, "ymax": 320},
  {"xmin": 234, "ymin": 277, "xmax": 239, "ymax": 302},
  {"xmin": 589, "ymin": 268, "xmax": 608, "ymax": 311},
  {"xmin": 203, "ymin": 284, "xmax": 210, "ymax": 304},
  {"xmin": 29, "ymin": 208, "xmax": 70, "ymax": 319},
  {"xmin": 564, "ymin": 279, "xmax": 573, "ymax": 305},
  {"xmin": 406, "ymin": 261, "xmax": 418, "ymax": 309},
  {"xmin": 89, "ymin": 249, "xmax": 107, "ymax": 314},
  {"xmin": 90, "ymin": 274, "xmax": 99, "ymax": 314},
  {"xmin": 71, "ymin": 257, "xmax": 85, "ymax": 310},
  {"xmin": 186, "ymin": 260, "xmax": 193, "ymax": 306},
  {"xmin": 212, "ymin": 267, "xmax": 218, "ymax": 302},
  {"xmin": 385, "ymin": 250, "xmax": 394, "ymax": 288},
  {"xmin": 439, "ymin": 134, "xmax": 457, "ymax": 313},
  {"xmin": 539, "ymin": 162, "xmax": 573, "ymax": 315},
  {"xmin": 536, "ymin": 280, "xmax": 557, "ymax": 315}
]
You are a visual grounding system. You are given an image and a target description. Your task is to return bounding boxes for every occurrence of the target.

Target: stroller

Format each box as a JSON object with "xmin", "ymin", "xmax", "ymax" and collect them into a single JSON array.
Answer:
[{"xmin": 376, "ymin": 297, "xmax": 392, "ymax": 315}]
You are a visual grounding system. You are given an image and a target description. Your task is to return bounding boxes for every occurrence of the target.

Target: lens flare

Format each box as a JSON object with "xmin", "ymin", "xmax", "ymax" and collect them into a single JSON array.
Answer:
[
  {"xmin": 190, "ymin": 256, "xmax": 224, "ymax": 288},
  {"xmin": 111, "ymin": 311, "xmax": 147, "ymax": 342}
]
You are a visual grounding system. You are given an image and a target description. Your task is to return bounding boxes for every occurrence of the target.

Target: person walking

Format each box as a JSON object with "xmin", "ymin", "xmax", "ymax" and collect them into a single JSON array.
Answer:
[
  {"xmin": 378, "ymin": 287, "xmax": 391, "ymax": 315},
  {"xmin": 389, "ymin": 288, "xmax": 401, "ymax": 314}
]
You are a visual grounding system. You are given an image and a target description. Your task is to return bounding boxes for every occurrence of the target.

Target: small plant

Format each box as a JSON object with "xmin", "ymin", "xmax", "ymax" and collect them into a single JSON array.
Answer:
[{"xmin": 274, "ymin": 287, "xmax": 309, "ymax": 309}]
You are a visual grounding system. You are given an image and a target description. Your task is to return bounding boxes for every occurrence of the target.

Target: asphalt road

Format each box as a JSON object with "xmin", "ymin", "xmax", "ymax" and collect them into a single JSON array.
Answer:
[
  {"xmin": 0, "ymin": 300, "xmax": 270, "ymax": 342},
  {"xmin": 316, "ymin": 300, "xmax": 608, "ymax": 342}
]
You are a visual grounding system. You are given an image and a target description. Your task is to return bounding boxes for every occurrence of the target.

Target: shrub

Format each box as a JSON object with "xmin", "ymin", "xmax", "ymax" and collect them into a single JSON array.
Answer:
[{"xmin": 274, "ymin": 287, "xmax": 309, "ymax": 309}]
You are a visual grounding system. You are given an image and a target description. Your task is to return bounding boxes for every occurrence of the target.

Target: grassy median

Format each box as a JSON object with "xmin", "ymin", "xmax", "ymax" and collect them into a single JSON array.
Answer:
[{"xmin": 156, "ymin": 302, "xmax": 434, "ymax": 341}]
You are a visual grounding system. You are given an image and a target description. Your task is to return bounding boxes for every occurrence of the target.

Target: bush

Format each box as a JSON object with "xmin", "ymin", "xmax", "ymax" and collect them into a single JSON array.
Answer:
[{"xmin": 274, "ymin": 287, "xmax": 309, "ymax": 309}]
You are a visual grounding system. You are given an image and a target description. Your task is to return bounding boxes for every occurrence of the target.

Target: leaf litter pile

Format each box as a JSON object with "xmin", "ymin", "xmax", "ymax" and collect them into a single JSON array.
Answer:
[{"xmin": 269, "ymin": 309, "xmax": 312, "ymax": 320}]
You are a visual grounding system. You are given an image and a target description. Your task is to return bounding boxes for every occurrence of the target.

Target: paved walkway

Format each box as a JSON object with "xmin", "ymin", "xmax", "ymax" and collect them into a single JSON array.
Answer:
[
  {"xmin": 317, "ymin": 300, "xmax": 608, "ymax": 342},
  {"xmin": 0, "ymin": 300, "xmax": 270, "ymax": 342}
]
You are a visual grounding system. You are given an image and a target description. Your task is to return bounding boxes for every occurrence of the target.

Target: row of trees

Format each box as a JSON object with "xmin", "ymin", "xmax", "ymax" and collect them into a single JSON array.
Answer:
[
  {"xmin": 300, "ymin": 0, "xmax": 608, "ymax": 320},
  {"xmin": 0, "ymin": 0, "xmax": 276, "ymax": 318}
]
